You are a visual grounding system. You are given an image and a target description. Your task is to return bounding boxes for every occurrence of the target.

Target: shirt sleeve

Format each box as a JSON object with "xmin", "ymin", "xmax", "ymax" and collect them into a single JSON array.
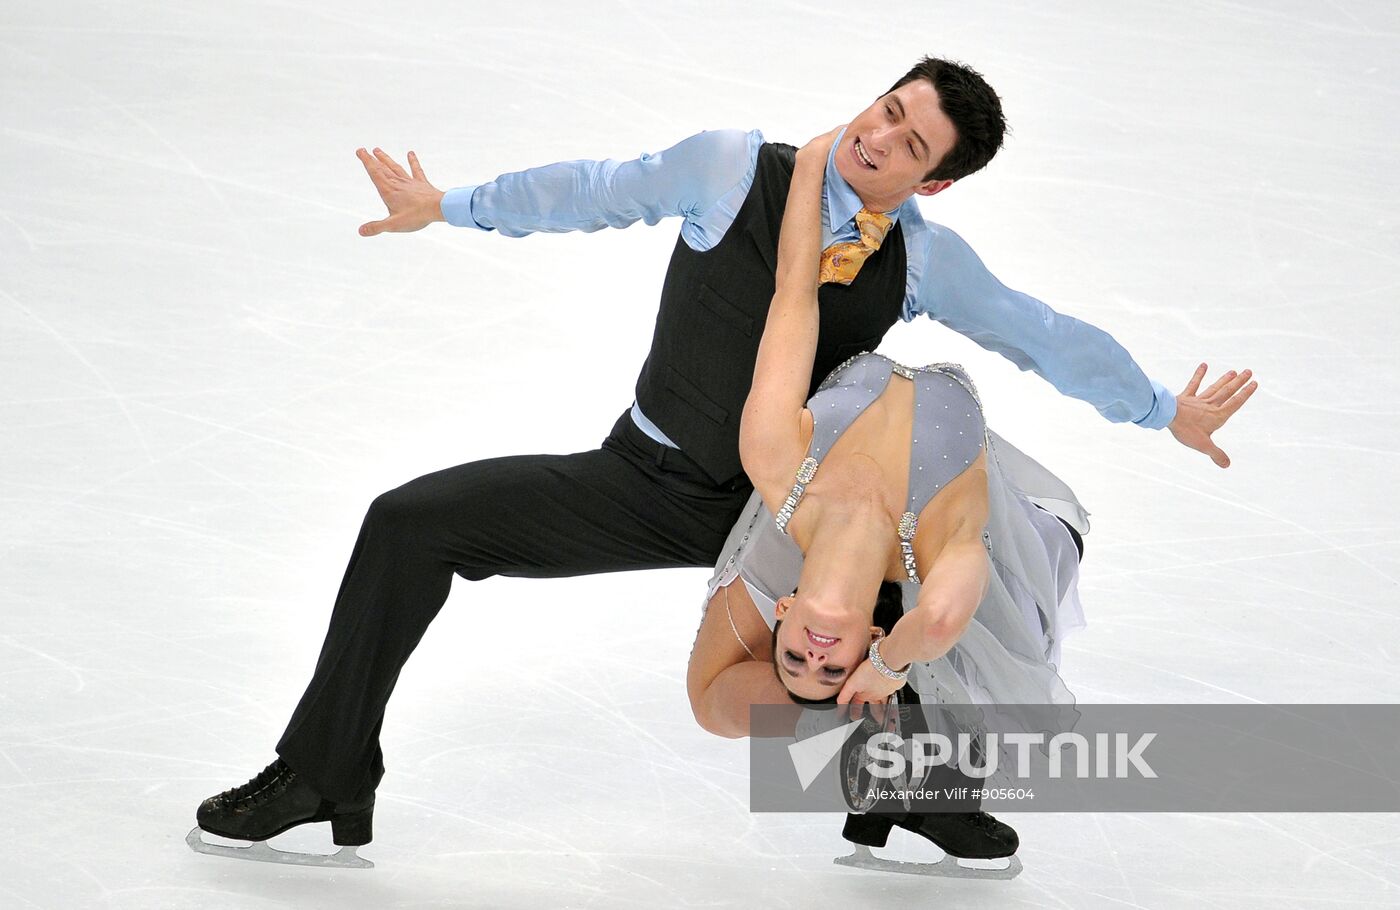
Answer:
[
  {"xmin": 912, "ymin": 226, "xmax": 1177, "ymax": 429},
  {"xmin": 440, "ymin": 129, "xmax": 758, "ymax": 239}
]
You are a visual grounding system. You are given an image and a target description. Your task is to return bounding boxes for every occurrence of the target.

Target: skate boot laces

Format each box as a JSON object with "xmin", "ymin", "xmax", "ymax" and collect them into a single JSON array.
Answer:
[
  {"xmin": 215, "ymin": 759, "xmax": 293, "ymax": 808},
  {"xmin": 967, "ymin": 811, "xmax": 1002, "ymax": 830}
]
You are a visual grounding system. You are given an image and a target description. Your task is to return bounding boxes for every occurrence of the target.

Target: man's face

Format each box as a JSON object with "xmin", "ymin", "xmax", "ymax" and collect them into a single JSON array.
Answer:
[{"xmin": 835, "ymin": 79, "xmax": 958, "ymax": 211}]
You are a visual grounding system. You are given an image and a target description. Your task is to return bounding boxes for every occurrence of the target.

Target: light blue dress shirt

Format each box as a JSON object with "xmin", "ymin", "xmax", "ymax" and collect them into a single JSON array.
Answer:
[{"xmin": 441, "ymin": 128, "xmax": 1177, "ymax": 444}]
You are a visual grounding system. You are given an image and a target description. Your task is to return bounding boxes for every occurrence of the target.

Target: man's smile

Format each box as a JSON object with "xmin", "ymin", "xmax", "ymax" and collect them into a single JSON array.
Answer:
[{"xmin": 851, "ymin": 136, "xmax": 877, "ymax": 170}]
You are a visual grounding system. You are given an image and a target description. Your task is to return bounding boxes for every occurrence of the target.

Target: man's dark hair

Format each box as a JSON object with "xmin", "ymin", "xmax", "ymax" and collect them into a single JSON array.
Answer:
[
  {"xmin": 771, "ymin": 580, "xmax": 907, "ymax": 706},
  {"xmin": 886, "ymin": 56, "xmax": 1007, "ymax": 182}
]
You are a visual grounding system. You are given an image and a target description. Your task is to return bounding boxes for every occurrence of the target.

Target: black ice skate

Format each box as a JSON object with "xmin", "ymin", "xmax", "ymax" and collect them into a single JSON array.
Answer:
[
  {"xmin": 187, "ymin": 758, "xmax": 375, "ymax": 869},
  {"xmin": 835, "ymin": 810, "xmax": 1022, "ymax": 880}
]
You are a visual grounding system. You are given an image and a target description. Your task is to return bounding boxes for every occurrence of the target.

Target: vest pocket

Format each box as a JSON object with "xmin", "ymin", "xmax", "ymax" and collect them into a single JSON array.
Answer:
[
  {"xmin": 830, "ymin": 336, "xmax": 882, "ymax": 365},
  {"xmin": 698, "ymin": 285, "xmax": 755, "ymax": 337},
  {"xmin": 665, "ymin": 366, "xmax": 729, "ymax": 426}
]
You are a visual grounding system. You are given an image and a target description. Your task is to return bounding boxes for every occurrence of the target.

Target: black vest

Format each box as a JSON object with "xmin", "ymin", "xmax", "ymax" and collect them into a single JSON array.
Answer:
[{"xmin": 634, "ymin": 142, "xmax": 907, "ymax": 486}]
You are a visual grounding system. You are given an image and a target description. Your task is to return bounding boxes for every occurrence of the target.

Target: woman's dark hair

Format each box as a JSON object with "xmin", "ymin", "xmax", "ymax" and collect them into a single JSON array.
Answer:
[
  {"xmin": 885, "ymin": 56, "xmax": 1007, "ymax": 183},
  {"xmin": 772, "ymin": 580, "xmax": 906, "ymax": 705}
]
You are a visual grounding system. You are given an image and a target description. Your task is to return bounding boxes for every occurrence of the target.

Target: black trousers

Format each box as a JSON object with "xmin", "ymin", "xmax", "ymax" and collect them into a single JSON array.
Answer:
[{"xmin": 277, "ymin": 411, "xmax": 753, "ymax": 803}]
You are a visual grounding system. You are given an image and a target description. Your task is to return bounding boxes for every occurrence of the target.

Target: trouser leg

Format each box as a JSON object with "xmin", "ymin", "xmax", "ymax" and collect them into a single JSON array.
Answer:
[{"xmin": 277, "ymin": 411, "xmax": 750, "ymax": 802}]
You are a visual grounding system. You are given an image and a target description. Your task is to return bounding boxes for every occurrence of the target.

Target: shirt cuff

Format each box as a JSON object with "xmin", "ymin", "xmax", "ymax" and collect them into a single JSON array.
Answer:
[
  {"xmin": 441, "ymin": 185, "xmax": 491, "ymax": 230},
  {"xmin": 1133, "ymin": 379, "xmax": 1178, "ymax": 430}
]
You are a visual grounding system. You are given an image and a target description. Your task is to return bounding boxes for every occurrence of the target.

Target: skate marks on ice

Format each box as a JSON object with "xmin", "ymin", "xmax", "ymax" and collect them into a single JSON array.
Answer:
[
  {"xmin": 185, "ymin": 827, "xmax": 374, "ymax": 869},
  {"xmin": 834, "ymin": 844, "xmax": 1023, "ymax": 881}
]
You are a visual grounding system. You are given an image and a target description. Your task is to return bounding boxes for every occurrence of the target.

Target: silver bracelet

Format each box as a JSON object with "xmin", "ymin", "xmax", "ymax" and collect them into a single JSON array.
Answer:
[{"xmin": 868, "ymin": 637, "xmax": 910, "ymax": 682}]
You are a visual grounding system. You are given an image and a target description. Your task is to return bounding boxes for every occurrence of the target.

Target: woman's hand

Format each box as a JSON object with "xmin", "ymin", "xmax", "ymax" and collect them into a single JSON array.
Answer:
[
  {"xmin": 837, "ymin": 657, "xmax": 905, "ymax": 710},
  {"xmin": 796, "ymin": 126, "xmax": 844, "ymax": 169}
]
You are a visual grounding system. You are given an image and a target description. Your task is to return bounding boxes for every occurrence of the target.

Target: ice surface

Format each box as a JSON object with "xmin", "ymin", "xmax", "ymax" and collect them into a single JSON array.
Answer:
[{"xmin": 2, "ymin": 1, "xmax": 1398, "ymax": 907}]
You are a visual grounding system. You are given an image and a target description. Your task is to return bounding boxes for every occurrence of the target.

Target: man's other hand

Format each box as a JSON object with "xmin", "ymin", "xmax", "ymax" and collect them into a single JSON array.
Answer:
[
  {"xmin": 1169, "ymin": 363, "xmax": 1258, "ymax": 468},
  {"xmin": 357, "ymin": 148, "xmax": 444, "ymax": 237}
]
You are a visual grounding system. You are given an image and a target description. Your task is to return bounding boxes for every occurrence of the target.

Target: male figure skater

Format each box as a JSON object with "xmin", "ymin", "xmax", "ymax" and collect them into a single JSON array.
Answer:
[{"xmin": 191, "ymin": 57, "xmax": 1256, "ymax": 870}]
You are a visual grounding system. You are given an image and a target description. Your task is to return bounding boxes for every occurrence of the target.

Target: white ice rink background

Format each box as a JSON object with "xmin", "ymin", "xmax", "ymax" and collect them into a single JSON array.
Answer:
[{"xmin": 3, "ymin": 1, "xmax": 1398, "ymax": 907}]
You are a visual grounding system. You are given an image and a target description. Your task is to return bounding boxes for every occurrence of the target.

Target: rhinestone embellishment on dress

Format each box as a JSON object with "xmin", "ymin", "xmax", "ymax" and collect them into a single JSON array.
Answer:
[
  {"xmin": 775, "ymin": 458, "xmax": 820, "ymax": 536},
  {"xmin": 898, "ymin": 511, "xmax": 920, "ymax": 583}
]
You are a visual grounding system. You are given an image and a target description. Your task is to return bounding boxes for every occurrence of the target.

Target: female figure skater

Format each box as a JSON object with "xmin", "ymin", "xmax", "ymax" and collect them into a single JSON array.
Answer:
[{"xmin": 685, "ymin": 129, "xmax": 1090, "ymax": 877}]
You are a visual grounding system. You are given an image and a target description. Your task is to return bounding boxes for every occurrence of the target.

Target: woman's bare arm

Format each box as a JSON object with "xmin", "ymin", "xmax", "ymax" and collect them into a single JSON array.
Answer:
[
  {"xmin": 738, "ymin": 129, "xmax": 840, "ymax": 498},
  {"xmin": 687, "ymin": 583, "xmax": 793, "ymax": 738},
  {"xmin": 899, "ymin": 535, "xmax": 990, "ymax": 661},
  {"xmin": 836, "ymin": 454, "xmax": 992, "ymax": 706},
  {"xmin": 695, "ymin": 662, "xmax": 794, "ymax": 738},
  {"xmin": 886, "ymin": 455, "xmax": 991, "ymax": 664}
]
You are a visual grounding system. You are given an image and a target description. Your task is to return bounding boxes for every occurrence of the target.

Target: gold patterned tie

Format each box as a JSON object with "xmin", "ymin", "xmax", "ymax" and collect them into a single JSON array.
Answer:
[{"xmin": 819, "ymin": 209, "xmax": 893, "ymax": 286}]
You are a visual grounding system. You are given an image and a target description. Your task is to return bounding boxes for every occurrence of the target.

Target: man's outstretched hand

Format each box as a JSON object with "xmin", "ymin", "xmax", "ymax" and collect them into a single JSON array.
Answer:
[
  {"xmin": 1169, "ymin": 363, "xmax": 1258, "ymax": 468},
  {"xmin": 357, "ymin": 148, "xmax": 445, "ymax": 237}
]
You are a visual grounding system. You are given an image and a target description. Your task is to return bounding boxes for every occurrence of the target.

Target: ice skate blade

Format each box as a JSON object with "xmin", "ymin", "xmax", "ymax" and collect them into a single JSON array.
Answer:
[
  {"xmin": 185, "ymin": 827, "xmax": 373, "ymax": 869},
  {"xmin": 834, "ymin": 844, "xmax": 1021, "ymax": 881}
]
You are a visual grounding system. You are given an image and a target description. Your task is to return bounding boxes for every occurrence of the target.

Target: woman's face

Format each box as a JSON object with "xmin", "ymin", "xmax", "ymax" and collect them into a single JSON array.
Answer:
[{"xmin": 772, "ymin": 593, "xmax": 877, "ymax": 701}]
